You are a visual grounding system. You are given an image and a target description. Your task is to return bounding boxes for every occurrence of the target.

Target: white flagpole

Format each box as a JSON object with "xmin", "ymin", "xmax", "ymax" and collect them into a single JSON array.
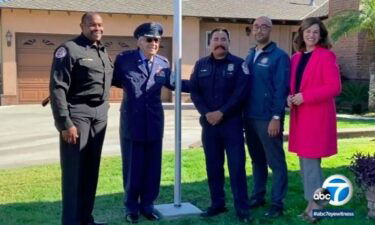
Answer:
[
  {"xmin": 154, "ymin": 0, "xmax": 201, "ymax": 218},
  {"xmin": 173, "ymin": 0, "xmax": 182, "ymax": 207}
]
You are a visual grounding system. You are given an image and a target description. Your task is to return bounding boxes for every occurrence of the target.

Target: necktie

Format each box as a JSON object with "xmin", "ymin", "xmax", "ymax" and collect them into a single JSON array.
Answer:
[{"xmin": 145, "ymin": 59, "xmax": 152, "ymax": 75}]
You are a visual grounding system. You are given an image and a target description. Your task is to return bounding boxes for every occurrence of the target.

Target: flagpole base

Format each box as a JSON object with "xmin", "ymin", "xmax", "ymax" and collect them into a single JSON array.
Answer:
[{"xmin": 154, "ymin": 202, "xmax": 202, "ymax": 219}]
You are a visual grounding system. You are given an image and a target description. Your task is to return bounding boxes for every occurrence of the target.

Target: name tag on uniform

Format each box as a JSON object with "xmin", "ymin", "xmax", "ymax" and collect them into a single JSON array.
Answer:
[
  {"xmin": 198, "ymin": 68, "xmax": 210, "ymax": 77},
  {"xmin": 81, "ymin": 58, "xmax": 94, "ymax": 62}
]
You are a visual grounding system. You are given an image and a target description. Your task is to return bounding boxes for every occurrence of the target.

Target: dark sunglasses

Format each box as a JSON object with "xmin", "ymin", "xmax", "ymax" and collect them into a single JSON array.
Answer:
[{"xmin": 146, "ymin": 37, "xmax": 160, "ymax": 43}]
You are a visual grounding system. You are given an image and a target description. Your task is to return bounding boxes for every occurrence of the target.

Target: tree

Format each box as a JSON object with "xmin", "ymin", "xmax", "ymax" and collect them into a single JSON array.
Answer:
[{"xmin": 328, "ymin": 0, "xmax": 375, "ymax": 112}]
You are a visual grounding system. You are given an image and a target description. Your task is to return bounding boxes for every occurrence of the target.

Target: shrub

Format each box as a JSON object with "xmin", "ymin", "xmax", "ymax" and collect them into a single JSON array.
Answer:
[
  {"xmin": 337, "ymin": 81, "xmax": 369, "ymax": 114},
  {"xmin": 350, "ymin": 152, "xmax": 375, "ymax": 190}
]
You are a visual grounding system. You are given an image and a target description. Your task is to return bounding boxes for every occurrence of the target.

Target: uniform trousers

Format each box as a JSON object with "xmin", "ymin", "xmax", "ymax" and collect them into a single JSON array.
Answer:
[
  {"xmin": 120, "ymin": 137, "xmax": 162, "ymax": 214},
  {"xmin": 60, "ymin": 102, "xmax": 108, "ymax": 225},
  {"xmin": 201, "ymin": 116, "xmax": 249, "ymax": 211}
]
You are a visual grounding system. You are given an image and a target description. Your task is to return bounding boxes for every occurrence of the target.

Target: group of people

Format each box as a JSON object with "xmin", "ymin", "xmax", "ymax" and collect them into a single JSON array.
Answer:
[{"xmin": 49, "ymin": 12, "xmax": 341, "ymax": 225}]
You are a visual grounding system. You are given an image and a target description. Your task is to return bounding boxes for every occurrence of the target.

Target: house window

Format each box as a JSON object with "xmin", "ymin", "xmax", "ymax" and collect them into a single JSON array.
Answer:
[
  {"xmin": 206, "ymin": 31, "xmax": 212, "ymax": 47},
  {"xmin": 291, "ymin": 32, "xmax": 297, "ymax": 54}
]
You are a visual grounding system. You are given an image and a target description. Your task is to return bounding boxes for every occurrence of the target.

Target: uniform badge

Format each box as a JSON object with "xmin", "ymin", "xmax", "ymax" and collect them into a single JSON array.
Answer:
[
  {"xmin": 261, "ymin": 57, "xmax": 269, "ymax": 64},
  {"xmin": 227, "ymin": 64, "xmax": 234, "ymax": 72},
  {"xmin": 81, "ymin": 58, "xmax": 93, "ymax": 61},
  {"xmin": 241, "ymin": 62, "xmax": 250, "ymax": 75},
  {"xmin": 55, "ymin": 47, "xmax": 67, "ymax": 58}
]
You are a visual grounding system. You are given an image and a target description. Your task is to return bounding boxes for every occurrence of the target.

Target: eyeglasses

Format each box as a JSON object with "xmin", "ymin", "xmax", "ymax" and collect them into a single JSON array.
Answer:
[
  {"xmin": 146, "ymin": 37, "xmax": 160, "ymax": 43},
  {"xmin": 252, "ymin": 24, "xmax": 271, "ymax": 32}
]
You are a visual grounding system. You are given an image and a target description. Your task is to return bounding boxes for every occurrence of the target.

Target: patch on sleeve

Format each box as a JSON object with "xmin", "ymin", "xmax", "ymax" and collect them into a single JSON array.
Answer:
[
  {"xmin": 241, "ymin": 61, "xmax": 250, "ymax": 75},
  {"xmin": 55, "ymin": 47, "xmax": 67, "ymax": 59}
]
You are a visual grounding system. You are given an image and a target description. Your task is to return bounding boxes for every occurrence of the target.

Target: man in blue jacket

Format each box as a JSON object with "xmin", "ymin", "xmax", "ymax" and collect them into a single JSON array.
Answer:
[
  {"xmin": 190, "ymin": 27, "xmax": 251, "ymax": 222},
  {"xmin": 112, "ymin": 23, "xmax": 189, "ymax": 223},
  {"xmin": 244, "ymin": 16, "xmax": 290, "ymax": 218}
]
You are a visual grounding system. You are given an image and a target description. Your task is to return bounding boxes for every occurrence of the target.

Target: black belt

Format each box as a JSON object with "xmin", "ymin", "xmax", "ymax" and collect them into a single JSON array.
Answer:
[{"xmin": 68, "ymin": 99, "xmax": 104, "ymax": 107}]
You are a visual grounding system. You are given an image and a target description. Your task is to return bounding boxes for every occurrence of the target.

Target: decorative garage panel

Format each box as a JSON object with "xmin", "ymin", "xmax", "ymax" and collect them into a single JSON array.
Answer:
[{"xmin": 16, "ymin": 33, "xmax": 172, "ymax": 104}]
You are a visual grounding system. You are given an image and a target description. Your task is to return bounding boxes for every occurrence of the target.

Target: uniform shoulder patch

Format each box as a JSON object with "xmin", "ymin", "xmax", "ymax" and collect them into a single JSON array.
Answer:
[
  {"xmin": 55, "ymin": 47, "xmax": 67, "ymax": 58},
  {"xmin": 241, "ymin": 61, "xmax": 250, "ymax": 75}
]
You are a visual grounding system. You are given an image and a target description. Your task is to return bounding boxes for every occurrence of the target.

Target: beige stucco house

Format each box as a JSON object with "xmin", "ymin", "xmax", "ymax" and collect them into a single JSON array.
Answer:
[{"xmin": 0, "ymin": 0, "xmax": 328, "ymax": 105}]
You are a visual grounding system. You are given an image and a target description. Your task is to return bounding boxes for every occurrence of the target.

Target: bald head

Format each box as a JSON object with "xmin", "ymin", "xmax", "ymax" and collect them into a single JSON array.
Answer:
[
  {"xmin": 254, "ymin": 16, "xmax": 273, "ymax": 27},
  {"xmin": 252, "ymin": 16, "xmax": 272, "ymax": 45},
  {"xmin": 81, "ymin": 12, "xmax": 101, "ymax": 24},
  {"xmin": 80, "ymin": 12, "xmax": 103, "ymax": 43}
]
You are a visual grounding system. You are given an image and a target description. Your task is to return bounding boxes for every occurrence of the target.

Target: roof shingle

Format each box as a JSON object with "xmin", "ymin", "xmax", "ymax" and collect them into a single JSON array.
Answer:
[{"xmin": 0, "ymin": 0, "xmax": 328, "ymax": 21}]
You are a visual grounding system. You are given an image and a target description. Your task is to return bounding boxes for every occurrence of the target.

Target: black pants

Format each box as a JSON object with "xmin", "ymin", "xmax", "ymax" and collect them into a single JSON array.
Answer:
[
  {"xmin": 244, "ymin": 119, "xmax": 288, "ymax": 209},
  {"xmin": 60, "ymin": 102, "xmax": 108, "ymax": 225},
  {"xmin": 201, "ymin": 116, "xmax": 249, "ymax": 211},
  {"xmin": 120, "ymin": 138, "xmax": 163, "ymax": 214}
]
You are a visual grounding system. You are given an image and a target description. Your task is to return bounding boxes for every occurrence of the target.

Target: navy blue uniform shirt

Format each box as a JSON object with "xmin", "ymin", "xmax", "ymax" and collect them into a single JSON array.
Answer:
[
  {"xmin": 190, "ymin": 53, "xmax": 251, "ymax": 121},
  {"xmin": 49, "ymin": 34, "xmax": 113, "ymax": 131}
]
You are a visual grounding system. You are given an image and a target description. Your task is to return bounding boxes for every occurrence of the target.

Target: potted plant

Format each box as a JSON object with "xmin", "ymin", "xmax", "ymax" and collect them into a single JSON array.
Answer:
[{"xmin": 350, "ymin": 152, "xmax": 375, "ymax": 219}]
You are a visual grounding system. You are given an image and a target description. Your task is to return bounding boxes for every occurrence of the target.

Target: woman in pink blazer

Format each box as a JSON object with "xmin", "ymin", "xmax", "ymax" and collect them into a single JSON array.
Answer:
[{"xmin": 287, "ymin": 17, "xmax": 341, "ymax": 222}]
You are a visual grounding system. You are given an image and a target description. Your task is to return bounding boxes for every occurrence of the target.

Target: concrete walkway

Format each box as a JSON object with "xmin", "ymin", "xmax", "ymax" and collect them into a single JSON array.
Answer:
[
  {"xmin": 0, "ymin": 104, "xmax": 374, "ymax": 169},
  {"xmin": 0, "ymin": 104, "xmax": 201, "ymax": 169}
]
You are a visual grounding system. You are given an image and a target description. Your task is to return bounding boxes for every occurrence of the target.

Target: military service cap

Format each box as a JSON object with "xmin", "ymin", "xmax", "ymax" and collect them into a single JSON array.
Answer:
[{"xmin": 133, "ymin": 22, "xmax": 163, "ymax": 39}]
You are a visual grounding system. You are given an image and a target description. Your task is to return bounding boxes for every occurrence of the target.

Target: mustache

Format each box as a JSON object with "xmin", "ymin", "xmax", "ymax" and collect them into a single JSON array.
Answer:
[{"xmin": 214, "ymin": 45, "xmax": 226, "ymax": 50}]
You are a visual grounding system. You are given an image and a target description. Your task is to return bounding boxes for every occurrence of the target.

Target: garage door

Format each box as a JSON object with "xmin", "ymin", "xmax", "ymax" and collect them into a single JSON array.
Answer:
[{"xmin": 16, "ymin": 33, "xmax": 172, "ymax": 104}]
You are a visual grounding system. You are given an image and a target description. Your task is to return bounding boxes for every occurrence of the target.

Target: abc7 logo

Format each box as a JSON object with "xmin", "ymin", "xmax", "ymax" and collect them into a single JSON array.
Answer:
[{"xmin": 313, "ymin": 175, "xmax": 353, "ymax": 206}]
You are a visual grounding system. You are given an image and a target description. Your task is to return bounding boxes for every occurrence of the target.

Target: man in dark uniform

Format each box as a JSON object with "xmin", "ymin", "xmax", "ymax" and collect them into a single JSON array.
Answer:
[
  {"xmin": 112, "ymin": 22, "xmax": 189, "ymax": 224},
  {"xmin": 49, "ymin": 12, "xmax": 112, "ymax": 225},
  {"xmin": 189, "ymin": 27, "xmax": 251, "ymax": 222}
]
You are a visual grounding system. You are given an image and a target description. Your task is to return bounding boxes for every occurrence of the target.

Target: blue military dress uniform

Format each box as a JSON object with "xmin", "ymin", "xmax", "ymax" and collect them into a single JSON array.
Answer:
[
  {"xmin": 113, "ymin": 38, "xmax": 189, "ymax": 216},
  {"xmin": 190, "ymin": 53, "xmax": 251, "ymax": 214}
]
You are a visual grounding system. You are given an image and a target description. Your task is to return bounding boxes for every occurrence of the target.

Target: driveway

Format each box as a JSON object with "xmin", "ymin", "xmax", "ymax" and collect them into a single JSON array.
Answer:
[{"xmin": 0, "ymin": 104, "xmax": 201, "ymax": 169}]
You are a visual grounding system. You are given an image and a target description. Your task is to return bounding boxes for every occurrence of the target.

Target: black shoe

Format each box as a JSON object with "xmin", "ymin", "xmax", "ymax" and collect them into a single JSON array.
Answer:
[
  {"xmin": 201, "ymin": 206, "xmax": 228, "ymax": 217},
  {"xmin": 248, "ymin": 199, "xmax": 265, "ymax": 209},
  {"xmin": 140, "ymin": 210, "xmax": 160, "ymax": 221},
  {"xmin": 236, "ymin": 209, "xmax": 252, "ymax": 223},
  {"xmin": 264, "ymin": 205, "xmax": 283, "ymax": 218},
  {"xmin": 125, "ymin": 213, "xmax": 139, "ymax": 224}
]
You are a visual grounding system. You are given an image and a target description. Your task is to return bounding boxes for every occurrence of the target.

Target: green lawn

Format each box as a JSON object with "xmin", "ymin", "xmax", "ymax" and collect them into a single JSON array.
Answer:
[
  {"xmin": 283, "ymin": 115, "xmax": 375, "ymax": 131},
  {"xmin": 1, "ymin": 138, "xmax": 374, "ymax": 225}
]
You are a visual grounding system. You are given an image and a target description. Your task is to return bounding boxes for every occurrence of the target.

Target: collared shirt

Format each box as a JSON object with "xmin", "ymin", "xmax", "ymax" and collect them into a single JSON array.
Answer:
[
  {"xmin": 190, "ymin": 52, "xmax": 250, "ymax": 119},
  {"xmin": 253, "ymin": 48, "xmax": 263, "ymax": 63},
  {"xmin": 253, "ymin": 42, "xmax": 273, "ymax": 63},
  {"xmin": 139, "ymin": 50, "xmax": 153, "ymax": 74},
  {"xmin": 49, "ymin": 33, "xmax": 113, "ymax": 131}
]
